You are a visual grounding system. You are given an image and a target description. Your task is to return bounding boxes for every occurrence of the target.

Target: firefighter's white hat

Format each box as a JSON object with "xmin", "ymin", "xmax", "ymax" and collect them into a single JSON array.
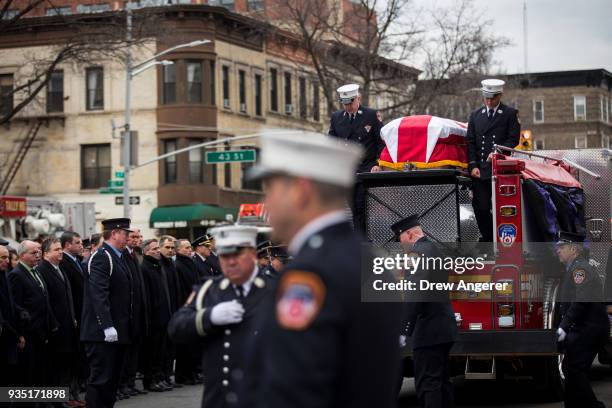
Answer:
[
  {"xmin": 247, "ymin": 132, "xmax": 363, "ymax": 188},
  {"xmin": 481, "ymin": 79, "xmax": 505, "ymax": 98},
  {"xmin": 209, "ymin": 225, "xmax": 258, "ymax": 255},
  {"xmin": 337, "ymin": 83, "xmax": 360, "ymax": 104}
]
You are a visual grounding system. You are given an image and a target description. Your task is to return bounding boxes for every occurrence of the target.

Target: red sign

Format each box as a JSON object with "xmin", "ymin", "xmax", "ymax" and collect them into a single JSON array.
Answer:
[{"xmin": 0, "ymin": 196, "xmax": 27, "ymax": 218}]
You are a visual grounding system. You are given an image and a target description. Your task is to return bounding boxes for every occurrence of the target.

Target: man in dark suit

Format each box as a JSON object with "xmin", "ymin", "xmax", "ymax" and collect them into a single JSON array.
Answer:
[
  {"xmin": 242, "ymin": 132, "xmax": 403, "ymax": 408},
  {"xmin": 174, "ymin": 239, "xmax": 200, "ymax": 385},
  {"xmin": 168, "ymin": 225, "xmax": 274, "ymax": 408},
  {"xmin": 119, "ymin": 228, "xmax": 149, "ymax": 398},
  {"xmin": 0, "ymin": 244, "xmax": 24, "ymax": 386},
  {"xmin": 391, "ymin": 215, "xmax": 458, "ymax": 408},
  {"xmin": 38, "ymin": 237, "xmax": 79, "ymax": 403},
  {"xmin": 80, "ymin": 218, "xmax": 134, "ymax": 408},
  {"xmin": 193, "ymin": 235, "xmax": 221, "ymax": 279},
  {"xmin": 328, "ymin": 83, "xmax": 384, "ymax": 230},
  {"xmin": 8, "ymin": 240, "xmax": 57, "ymax": 387},
  {"xmin": 466, "ymin": 79, "xmax": 520, "ymax": 242},
  {"xmin": 140, "ymin": 239, "xmax": 173, "ymax": 392}
]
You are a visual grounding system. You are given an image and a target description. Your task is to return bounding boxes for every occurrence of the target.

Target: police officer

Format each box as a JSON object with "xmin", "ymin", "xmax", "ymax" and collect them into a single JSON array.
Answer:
[
  {"xmin": 256, "ymin": 241, "xmax": 289, "ymax": 278},
  {"xmin": 555, "ymin": 232, "xmax": 608, "ymax": 408},
  {"xmin": 80, "ymin": 218, "xmax": 134, "ymax": 408},
  {"xmin": 168, "ymin": 225, "xmax": 273, "ymax": 408},
  {"xmin": 192, "ymin": 235, "xmax": 220, "ymax": 280},
  {"xmin": 242, "ymin": 132, "xmax": 402, "ymax": 407},
  {"xmin": 328, "ymin": 83, "xmax": 384, "ymax": 231},
  {"xmin": 466, "ymin": 79, "xmax": 520, "ymax": 242},
  {"xmin": 391, "ymin": 215, "xmax": 457, "ymax": 408}
]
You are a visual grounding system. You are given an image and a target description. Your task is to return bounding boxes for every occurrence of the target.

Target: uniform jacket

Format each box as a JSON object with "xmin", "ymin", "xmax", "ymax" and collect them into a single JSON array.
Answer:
[
  {"xmin": 249, "ymin": 220, "xmax": 403, "ymax": 408},
  {"xmin": 193, "ymin": 253, "xmax": 219, "ymax": 280},
  {"xmin": 80, "ymin": 243, "xmax": 133, "ymax": 344},
  {"xmin": 175, "ymin": 254, "xmax": 199, "ymax": 303},
  {"xmin": 160, "ymin": 256, "xmax": 182, "ymax": 312},
  {"xmin": 141, "ymin": 255, "xmax": 172, "ymax": 330},
  {"xmin": 7, "ymin": 262, "xmax": 57, "ymax": 340},
  {"xmin": 402, "ymin": 237, "xmax": 458, "ymax": 350},
  {"xmin": 328, "ymin": 106, "xmax": 384, "ymax": 173},
  {"xmin": 0, "ymin": 268, "xmax": 20, "ymax": 364},
  {"xmin": 60, "ymin": 254, "xmax": 86, "ymax": 327},
  {"xmin": 466, "ymin": 103, "xmax": 520, "ymax": 179},
  {"xmin": 124, "ymin": 248, "xmax": 149, "ymax": 339},
  {"xmin": 38, "ymin": 260, "xmax": 78, "ymax": 353},
  {"xmin": 207, "ymin": 253, "xmax": 223, "ymax": 277},
  {"xmin": 168, "ymin": 270, "xmax": 274, "ymax": 408}
]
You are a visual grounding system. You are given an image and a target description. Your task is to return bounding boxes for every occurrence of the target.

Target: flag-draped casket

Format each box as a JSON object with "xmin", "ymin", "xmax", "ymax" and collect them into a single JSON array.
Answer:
[{"xmin": 378, "ymin": 115, "xmax": 468, "ymax": 169}]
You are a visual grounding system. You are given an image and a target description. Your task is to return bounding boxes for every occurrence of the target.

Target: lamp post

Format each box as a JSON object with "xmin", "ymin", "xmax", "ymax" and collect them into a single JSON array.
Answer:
[{"xmin": 122, "ymin": 4, "xmax": 210, "ymax": 218}]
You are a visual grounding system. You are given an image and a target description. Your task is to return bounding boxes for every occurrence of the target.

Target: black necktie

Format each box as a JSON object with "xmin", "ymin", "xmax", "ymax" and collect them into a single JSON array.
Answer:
[
  {"xmin": 349, "ymin": 114, "xmax": 354, "ymax": 123},
  {"xmin": 487, "ymin": 109, "xmax": 494, "ymax": 120},
  {"xmin": 237, "ymin": 285, "xmax": 244, "ymax": 299}
]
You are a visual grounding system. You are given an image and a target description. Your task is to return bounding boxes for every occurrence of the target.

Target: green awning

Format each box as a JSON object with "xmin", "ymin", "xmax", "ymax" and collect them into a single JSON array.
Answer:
[{"xmin": 150, "ymin": 204, "xmax": 237, "ymax": 228}]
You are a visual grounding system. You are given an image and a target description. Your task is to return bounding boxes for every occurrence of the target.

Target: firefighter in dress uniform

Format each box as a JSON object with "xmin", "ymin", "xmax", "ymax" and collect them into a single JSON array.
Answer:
[
  {"xmin": 466, "ymin": 79, "xmax": 520, "ymax": 242},
  {"xmin": 256, "ymin": 241, "xmax": 290, "ymax": 278},
  {"xmin": 240, "ymin": 132, "xmax": 403, "ymax": 408},
  {"xmin": 555, "ymin": 231, "xmax": 609, "ymax": 408},
  {"xmin": 328, "ymin": 83, "xmax": 384, "ymax": 231},
  {"xmin": 168, "ymin": 225, "xmax": 274, "ymax": 408}
]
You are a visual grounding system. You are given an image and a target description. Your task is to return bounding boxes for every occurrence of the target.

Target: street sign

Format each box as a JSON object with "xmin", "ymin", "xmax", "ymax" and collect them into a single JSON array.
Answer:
[
  {"xmin": 115, "ymin": 171, "xmax": 125, "ymax": 179},
  {"xmin": 99, "ymin": 187, "xmax": 123, "ymax": 194},
  {"xmin": 206, "ymin": 149, "xmax": 256, "ymax": 164},
  {"xmin": 109, "ymin": 180, "xmax": 124, "ymax": 188},
  {"xmin": 115, "ymin": 196, "xmax": 140, "ymax": 206}
]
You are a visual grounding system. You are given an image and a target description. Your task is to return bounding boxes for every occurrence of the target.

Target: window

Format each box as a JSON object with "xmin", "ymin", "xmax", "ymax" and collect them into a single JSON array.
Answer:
[
  {"xmin": 533, "ymin": 100, "xmax": 544, "ymax": 123},
  {"xmin": 186, "ymin": 61, "xmax": 202, "ymax": 103},
  {"xmin": 209, "ymin": 60, "xmax": 216, "ymax": 106},
  {"xmin": 0, "ymin": 74, "xmax": 13, "ymax": 118},
  {"xmin": 284, "ymin": 72, "xmax": 292, "ymax": 114},
  {"xmin": 573, "ymin": 95, "xmax": 586, "ymax": 121},
  {"xmin": 241, "ymin": 149, "xmax": 262, "ymax": 191},
  {"xmin": 238, "ymin": 70, "xmax": 246, "ymax": 113},
  {"xmin": 76, "ymin": 3, "xmax": 110, "ymax": 13},
  {"xmin": 269, "ymin": 68, "xmax": 278, "ymax": 112},
  {"xmin": 601, "ymin": 95, "xmax": 605, "ymax": 122},
  {"xmin": 575, "ymin": 135, "xmax": 587, "ymax": 149},
  {"xmin": 81, "ymin": 144, "xmax": 110, "ymax": 189},
  {"xmin": 254, "ymin": 73, "xmax": 262, "ymax": 116},
  {"xmin": 164, "ymin": 140, "xmax": 177, "ymax": 184},
  {"xmin": 247, "ymin": 0, "xmax": 264, "ymax": 11},
  {"xmin": 606, "ymin": 96, "xmax": 610, "ymax": 123},
  {"xmin": 46, "ymin": 71, "xmax": 64, "ymax": 113},
  {"xmin": 85, "ymin": 67, "xmax": 103, "ymax": 110},
  {"xmin": 535, "ymin": 139, "xmax": 545, "ymax": 150},
  {"xmin": 46, "ymin": 6, "xmax": 71, "ymax": 15},
  {"xmin": 312, "ymin": 82, "xmax": 320, "ymax": 121},
  {"xmin": 188, "ymin": 140, "xmax": 204, "ymax": 183},
  {"xmin": 602, "ymin": 135, "xmax": 610, "ymax": 149},
  {"xmin": 222, "ymin": 65, "xmax": 230, "ymax": 108},
  {"xmin": 162, "ymin": 64, "xmax": 176, "ymax": 104},
  {"xmin": 2, "ymin": 10, "xmax": 18, "ymax": 19},
  {"xmin": 299, "ymin": 77, "xmax": 307, "ymax": 119}
]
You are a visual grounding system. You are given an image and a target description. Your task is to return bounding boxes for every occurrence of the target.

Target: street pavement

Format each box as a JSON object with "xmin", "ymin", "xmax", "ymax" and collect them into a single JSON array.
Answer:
[{"xmin": 117, "ymin": 363, "xmax": 612, "ymax": 407}]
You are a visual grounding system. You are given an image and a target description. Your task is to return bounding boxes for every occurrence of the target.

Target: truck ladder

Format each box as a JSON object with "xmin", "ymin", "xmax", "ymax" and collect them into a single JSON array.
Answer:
[{"xmin": 0, "ymin": 120, "xmax": 42, "ymax": 195}]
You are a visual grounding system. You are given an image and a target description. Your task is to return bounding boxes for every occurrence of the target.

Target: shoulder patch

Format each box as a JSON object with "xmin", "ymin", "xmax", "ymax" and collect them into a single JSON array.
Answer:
[
  {"xmin": 276, "ymin": 270, "xmax": 326, "ymax": 331},
  {"xmin": 219, "ymin": 278, "xmax": 230, "ymax": 290},
  {"xmin": 573, "ymin": 269, "xmax": 586, "ymax": 285}
]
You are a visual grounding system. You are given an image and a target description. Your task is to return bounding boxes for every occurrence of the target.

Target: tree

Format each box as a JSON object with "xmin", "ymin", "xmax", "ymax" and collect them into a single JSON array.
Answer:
[{"xmin": 0, "ymin": 0, "xmax": 161, "ymax": 125}]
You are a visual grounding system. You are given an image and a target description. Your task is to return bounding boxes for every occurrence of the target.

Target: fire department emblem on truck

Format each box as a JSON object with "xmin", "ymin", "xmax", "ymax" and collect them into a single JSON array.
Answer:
[{"xmin": 498, "ymin": 224, "xmax": 517, "ymax": 247}]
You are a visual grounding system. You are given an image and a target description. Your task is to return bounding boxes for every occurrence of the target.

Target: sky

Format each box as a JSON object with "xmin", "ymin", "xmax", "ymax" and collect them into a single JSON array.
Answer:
[{"xmin": 412, "ymin": 0, "xmax": 612, "ymax": 74}]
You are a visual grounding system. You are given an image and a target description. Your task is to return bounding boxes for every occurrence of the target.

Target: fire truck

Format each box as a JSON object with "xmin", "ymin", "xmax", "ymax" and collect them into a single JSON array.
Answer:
[{"xmin": 358, "ymin": 147, "xmax": 612, "ymax": 399}]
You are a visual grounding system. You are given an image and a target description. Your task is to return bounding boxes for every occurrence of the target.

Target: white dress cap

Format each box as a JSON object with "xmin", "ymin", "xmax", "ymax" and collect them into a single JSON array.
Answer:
[
  {"xmin": 209, "ymin": 225, "xmax": 259, "ymax": 255},
  {"xmin": 247, "ymin": 131, "xmax": 363, "ymax": 188},
  {"xmin": 481, "ymin": 79, "xmax": 505, "ymax": 98},
  {"xmin": 337, "ymin": 83, "xmax": 360, "ymax": 104}
]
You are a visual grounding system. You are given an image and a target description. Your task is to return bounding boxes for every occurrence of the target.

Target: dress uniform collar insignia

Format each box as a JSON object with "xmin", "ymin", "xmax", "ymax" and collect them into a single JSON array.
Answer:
[
  {"xmin": 357, "ymin": 110, "xmax": 363, "ymax": 115},
  {"xmin": 220, "ymin": 278, "xmax": 230, "ymax": 290},
  {"xmin": 498, "ymin": 109, "xmax": 503, "ymax": 114},
  {"xmin": 254, "ymin": 277, "xmax": 265, "ymax": 288},
  {"xmin": 308, "ymin": 235, "xmax": 324, "ymax": 249},
  {"xmin": 481, "ymin": 109, "xmax": 486, "ymax": 114}
]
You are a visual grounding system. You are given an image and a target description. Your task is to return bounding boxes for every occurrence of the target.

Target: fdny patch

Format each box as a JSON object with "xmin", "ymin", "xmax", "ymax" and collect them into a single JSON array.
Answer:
[
  {"xmin": 276, "ymin": 271, "xmax": 325, "ymax": 331},
  {"xmin": 573, "ymin": 269, "xmax": 586, "ymax": 285},
  {"xmin": 498, "ymin": 224, "xmax": 517, "ymax": 247}
]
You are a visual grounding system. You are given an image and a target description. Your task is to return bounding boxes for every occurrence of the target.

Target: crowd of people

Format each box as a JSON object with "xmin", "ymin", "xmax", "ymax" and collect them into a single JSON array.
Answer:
[{"xmin": 0, "ymin": 226, "xmax": 288, "ymax": 407}]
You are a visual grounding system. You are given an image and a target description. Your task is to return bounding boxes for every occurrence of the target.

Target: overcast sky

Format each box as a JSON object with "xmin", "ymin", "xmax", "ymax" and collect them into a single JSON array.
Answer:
[{"xmin": 412, "ymin": 0, "xmax": 612, "ymax": 74}]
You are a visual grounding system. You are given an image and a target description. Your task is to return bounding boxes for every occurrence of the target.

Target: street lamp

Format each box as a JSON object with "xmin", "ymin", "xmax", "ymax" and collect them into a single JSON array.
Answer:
[{"xmin": 121, "ymin": 5, "xmax": 211, "ymax": 218}]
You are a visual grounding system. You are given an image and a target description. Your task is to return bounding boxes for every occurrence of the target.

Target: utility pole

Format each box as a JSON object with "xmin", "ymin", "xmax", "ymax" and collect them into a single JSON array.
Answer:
[{"xmin": 123, "ymin": 6, "xmax": 133, "ymax": 218}]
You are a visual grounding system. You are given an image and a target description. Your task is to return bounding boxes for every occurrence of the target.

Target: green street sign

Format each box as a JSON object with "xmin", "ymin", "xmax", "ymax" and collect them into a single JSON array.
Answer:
[
  {"xmin": 206, "ymin": 149, "xmax": 256, "ymax": 164},
  {"xmin": 109, "ymin": 179, "xmax": 124, "ymax": 188},
  {"xmin": 99, "ymin": 187, "xmax": 123, "ymax": 194},
  {"xmin": 115, "ymin": 171, "xmax": 125, "ymax": 179}
]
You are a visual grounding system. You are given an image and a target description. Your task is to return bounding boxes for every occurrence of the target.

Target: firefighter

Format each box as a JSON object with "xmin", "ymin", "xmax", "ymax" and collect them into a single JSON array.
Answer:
[
  {"xmin": 391, "ymin": 214, "xmax": 457, "ymax": 408},
  {"xmin": 168, "ymin": 225, "xmax": 274, "ymax": 408},
  {"xmin": 466, "ymin": 79, "xmax": 520, "ymax": 242},
  {"xmin": 328, "ymin": 83, "xmax": 384, "ymax": 231},
  {"xmin": 555, "ymin": 231, "xmax": 608, "ymax": 408},
  {"xmin": 240, "ymin": 132, "xmax": 402, "ymax": 408}
]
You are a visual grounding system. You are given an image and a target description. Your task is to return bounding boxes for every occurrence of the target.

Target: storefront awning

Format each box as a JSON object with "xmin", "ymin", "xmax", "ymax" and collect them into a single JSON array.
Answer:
[{"xmin": 149, "ymin": 204, "xmax": 237, "ymax": 229}]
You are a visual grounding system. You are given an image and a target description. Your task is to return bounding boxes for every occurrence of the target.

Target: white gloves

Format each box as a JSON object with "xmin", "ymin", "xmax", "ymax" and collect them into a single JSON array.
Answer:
[
  {"xmin": 104, "ymin": 327, "xmax": 118, "ymax": 342},
  {"xmin": 557, "ymin": 328, "xmax": 566, "ymax": 342},
  {"xmin": 399, "ymin": 335, "xmax": 407, "ymax": 348},
  {"xmin": 210, "ymin": 300, "xmax": 245, "ymax": 326}
]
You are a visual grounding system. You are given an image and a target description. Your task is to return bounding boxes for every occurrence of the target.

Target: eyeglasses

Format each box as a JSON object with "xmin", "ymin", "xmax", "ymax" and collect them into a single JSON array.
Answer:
[{"xmin": 0, "ymin": 255, "xmax": 9, "ymax": 260}]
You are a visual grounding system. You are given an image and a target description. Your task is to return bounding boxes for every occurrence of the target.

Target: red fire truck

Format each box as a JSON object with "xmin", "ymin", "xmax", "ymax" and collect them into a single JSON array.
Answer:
[{"xmin": 358, "ymin": 147, "xmax": 611, "ymax": 400}]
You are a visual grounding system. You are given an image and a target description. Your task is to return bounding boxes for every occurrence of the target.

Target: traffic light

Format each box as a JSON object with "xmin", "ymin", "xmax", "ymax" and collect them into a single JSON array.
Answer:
[{"xmin": 517, "ymin": 130, "xmax": 533, "ymax": 151}]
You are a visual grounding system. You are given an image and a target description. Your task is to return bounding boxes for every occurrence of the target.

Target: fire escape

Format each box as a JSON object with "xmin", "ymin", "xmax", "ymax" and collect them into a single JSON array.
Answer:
[{"xmin": 0, "ymin": 119, "xmax": 43, "ymax": 195}]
